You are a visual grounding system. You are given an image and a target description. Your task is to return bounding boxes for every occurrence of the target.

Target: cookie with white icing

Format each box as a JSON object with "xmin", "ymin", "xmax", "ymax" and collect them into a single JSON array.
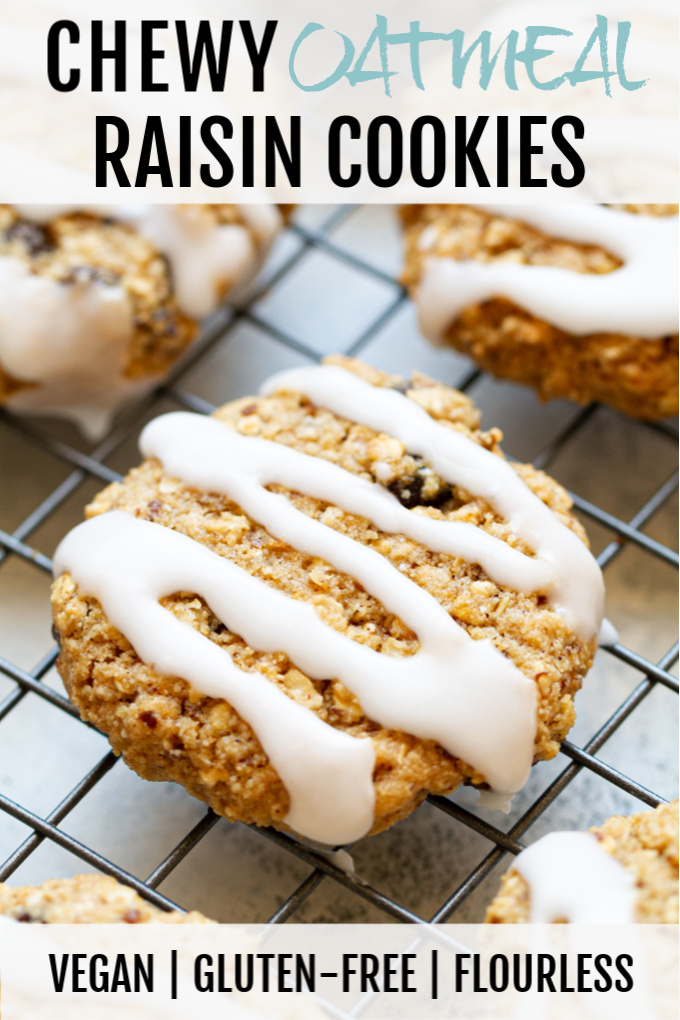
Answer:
[
  {"xmin": 401, "ymin": 204, "xmax": 679, "ymax": 421},
  {"xmin": 0, "ymin": 874, "xmax": 213, "ymax": 924},
  {"xmin": 485, "ymin": 800, "xmax": 679, "ymax": 924},
  {"xmin": 0, "ymin": 203, "xmax": 282, "ymax": 439},
  {"xmin": 51, "ymin": 357, "xmax": 604, "ymax": 845}
]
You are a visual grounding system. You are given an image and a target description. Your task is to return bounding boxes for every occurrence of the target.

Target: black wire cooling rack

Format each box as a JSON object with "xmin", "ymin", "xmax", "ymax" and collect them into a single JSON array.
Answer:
[{"xmin": 0, "ymin": 205, "xmax": 677, "ymax": 929}]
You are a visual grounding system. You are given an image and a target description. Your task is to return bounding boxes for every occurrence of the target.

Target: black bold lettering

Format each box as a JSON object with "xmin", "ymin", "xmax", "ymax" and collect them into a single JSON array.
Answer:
[
  {"xmin": 577, "ymin": 954, "xmax": 592, "ymax": 993},
  {"xmin": 342, "ymin": 955, "xmax": 358, "ymax": 993},
  {"xmin": 141, "ymin": 21, "xmax": 168, "ymax": 91},
  {"xmin": 242, "ymin": 116, "xmax": 254, "ymax": 187},
  {"xmin": 454, "ymin": 116, "xmax": 490, "ymax": 186},
  {"xmin": 258, "ymin": 954, "xmax": 275, "ymax": 993},
  {"xmin": 513, "ymin": 953, "xmax": 532, "ymax": 992},
  {"xmin": 551, "ymin": 115, "xmax": 585, "ymax": 187},
  {"xmin": 367, "ymin": 116, "xmax": 402, "ymax": 187},
  {"xmin": 91, "ymin": 20, "xmax": 126, "ymax": 91},
  {"xmin": 473, "ymin": 954, "xmax": 488, "ymax": 992},
  {"xmin": 95, "ymin": 116, "xmax": 131, "ymax": 186},
  {"xmin": 614, "ymin": 954, "xmax": 634, "ymax": 992},
  {"xmin": 455, "ymin": 954, "xmax": 470, "ymax": 993},
  {"xmin": 328, "ymin": 116, "xmax": 361, "ymax": 187},
  {"xmin": 496, "ymin": 115, "xmax": 509, "ymax": 187},
  {"xmin": 295, "ymin": 955, "xmax": 315, "ymax": 993},
  {"xmin": 537, "ymin": 954, "xmax": 556, "ymax": 993},
  {"xmin": 383, "ymin": 954, "xmax": 399, "ymax": 993},
  {"xmin": 200, "ymin": 116, "xmax": 233, "ymax": 187},
  {"xmin": 134, "ymin": 954, "xmax": 154, "ymax": 993},
  {"xmin": 265, "ymin": 116, "xmax": 301, "ymax": 187},
  {"xmin": 489, "ymin": 954, "xmax": 509, "ymax": 992},
  {"xmin": 72, "ymin": 954, "xmax": 87, "ymax": 993},
  {"xmin": 559, "ymin": 954, "xmax": 574, "ymax": 992},
  {"xmin": 234, "ymin": 954, "xmax": 254, "ymax": 993},
  {"xmin": 179, "ymin": 116, "xmax": 192, "ymax": 186},
  {"xmin": 48, "ymin": 954, "xmax": 69, "ymax": 993},
  {"xmin": 176, "ymin": 21, "xmax": 233, "ymax": 91},
  {"xmin": 278, "ymin": 954, "xmax": 292, "ymax": 992},
  {"xmin": 195, "ymin": 954, "xmax": 213, "ymax": 992},
  {"xmin": 90, "ymin": 954, "xmax": 109, "ymax": 993},
  {"xmin": 410, "ymin": 116, "xmax": 445, "ymax": 187},
  {"xmin": 135, "ymin": 116, "xmax": 173, "ymax": 187},
  {"xmin": 360, "ymin": 955, "xmax": 380, "ymax": 993},
  {"xmin": 402, "ymin": 954, "xmax": 416, "ymax": 993},
  {"xmin": 519, "ymin": 115, "xmax": 547, "ymax": 186},
  {"xmin": 593, "ymin": 954, "xmax": 613, "ymax": 993},
  {"xmin": 240, "ymin": 21, "xmax": 277, "ymax": 91},
  {"xmin": 110, "ymin": 956, "xmax": 132, "ymax": 993},
  {"xmin": 47, "ymin": 21, "xmax": 80, "ymax": 92}
]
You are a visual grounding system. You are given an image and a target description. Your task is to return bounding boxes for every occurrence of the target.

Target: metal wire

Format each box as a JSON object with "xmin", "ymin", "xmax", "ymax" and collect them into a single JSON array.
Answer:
[{"xmin": 0, "ymin": 205, "xmax": 677, "ymax": 934}]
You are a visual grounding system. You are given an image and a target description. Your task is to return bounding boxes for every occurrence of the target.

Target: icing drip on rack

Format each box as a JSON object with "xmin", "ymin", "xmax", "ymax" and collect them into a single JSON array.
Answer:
[
  {"xmin": 415, "ymin": 204, "xmax": 679, "ymax": 341},
  {"xmin": 1, "ymin": 204, "xmax": 281, "ymax": 437},
  {"xmin": 54, "ymin": 365, "xmax": 604, "ymax": 844},
  {"xmin": 514, "ymin": 831, "xmax": 637, "ymax": 923}
]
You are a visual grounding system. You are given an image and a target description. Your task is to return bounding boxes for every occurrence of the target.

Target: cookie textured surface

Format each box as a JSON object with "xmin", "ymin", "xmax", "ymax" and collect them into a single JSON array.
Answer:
[
  {"xmin": 401, "ymin": 204, "xmax": 678, "ymax": 421},
  {"xmin": 0, "ymin": 874, "xmax": 212, "ymax": 924},
  {"xmin": 485, "ymin": 800, "xmax": 679, "ymax": 924},
  {"xmin": 0, "ymin": 204, "xmax": 281, "ymax": 437},
  {"xmin": 51, "ymin": 357, "xmax": 600, "ymax": 840}
]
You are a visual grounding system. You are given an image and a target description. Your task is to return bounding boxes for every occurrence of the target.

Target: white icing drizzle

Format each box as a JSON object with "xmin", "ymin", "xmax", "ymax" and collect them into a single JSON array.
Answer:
[
  {"xmin": 598, "ymin": 618, "xmax": 619, "ymax": 647},
  {"xmin": 303, "ymin": 843, "xmax": 362, "ymax": 881},
  {"xmin": 476, "ymin": 789, "xmax": 514, "ymax": 813},
  {"xmin": 0, "ymin": 257, "xmax": 138, "ymax": 439},
  {"xmin": 142, "ymin": 414, "xmax": 553, "ymax": 603},
  {"xmin": 415, "ymin": 204, "xmax": 679, "ymax": 341},
  {"xmin": 261, "ymin": 365, "xmax": 604, "ymax": 642},
  {"xmin": 53, "ymin": 365, "xmax": 604, "ymax": 843},
  {"xmin": 55, "ymin": 511, "xmax": 376, "ymax": 846},
  {"xmin": 2, "ymin": 204, "xmax": 281, "ymax": 435},
  {"xmin": 138, "ymin": 408, "xmax": 536, "ymax": 787},
  {"xmin": 514, "ymin": 831, "xmax": 637, "ymax": 923}
]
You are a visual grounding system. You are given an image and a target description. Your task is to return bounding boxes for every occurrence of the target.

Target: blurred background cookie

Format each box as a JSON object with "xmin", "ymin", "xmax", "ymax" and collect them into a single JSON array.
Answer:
[{"xmin": 0, "ymin": 204, "xmax": 282, "ymax": 438}]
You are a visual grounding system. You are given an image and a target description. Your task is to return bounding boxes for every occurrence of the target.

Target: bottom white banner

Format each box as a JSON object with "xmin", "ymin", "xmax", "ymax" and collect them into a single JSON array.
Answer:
[{"xmin": 0, "ymin": 922, "xmax": 677, "ymax": 1019}]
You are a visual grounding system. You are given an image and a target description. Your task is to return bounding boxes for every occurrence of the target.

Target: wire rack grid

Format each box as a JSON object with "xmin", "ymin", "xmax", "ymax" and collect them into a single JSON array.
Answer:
[{"xmin": 0, "ymin": 204, "xmax": 677, "ymax": 933}]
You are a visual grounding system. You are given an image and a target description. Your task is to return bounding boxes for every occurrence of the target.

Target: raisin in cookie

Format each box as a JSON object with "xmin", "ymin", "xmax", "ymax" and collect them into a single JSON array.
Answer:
[
  {"xmin": 0, "ymin": 204, "xmax": 282, "ymax": 438},
  {"xmin": 401, "ymin": 204, "xmax": 678, "ymax": 421},
  {"xmin": 51, "ymin": 357, "xmax": 605, "ymax": 846},
  {"xmin": 485, "ymin": 800, "xmax": 679, "ymax": 924}
]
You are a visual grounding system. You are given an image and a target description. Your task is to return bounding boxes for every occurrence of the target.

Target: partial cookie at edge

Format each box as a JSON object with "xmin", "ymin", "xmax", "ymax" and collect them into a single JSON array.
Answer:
[
  {"xmin": 485, "ymin": 800, "xmax": 679, "ymax": 924},
  {"xmin": 401, "ymin": 204, "xmax": 679, "ymax": 421},
  {"xmin": 0, "ymin": 874, "xmax": 213, "ymax": 924}
]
